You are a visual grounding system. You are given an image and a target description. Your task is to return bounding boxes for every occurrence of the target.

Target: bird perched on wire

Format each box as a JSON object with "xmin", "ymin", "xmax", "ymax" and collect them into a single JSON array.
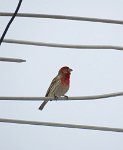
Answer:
[{"xmin": 39, "ymin": 66, "xmax": 73, "ymax": 110}]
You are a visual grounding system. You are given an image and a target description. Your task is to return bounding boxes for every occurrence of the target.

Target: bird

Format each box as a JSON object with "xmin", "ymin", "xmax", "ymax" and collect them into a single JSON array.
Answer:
[{"xmin": 39, "ymin": 66, "xmax": 73, "ymax": 110}]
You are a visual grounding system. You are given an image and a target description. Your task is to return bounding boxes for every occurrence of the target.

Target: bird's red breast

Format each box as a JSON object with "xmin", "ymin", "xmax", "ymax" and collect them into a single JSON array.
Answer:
[{"xmin": 61, "ymin": 73, "xmax": 70, "ymax": 86}]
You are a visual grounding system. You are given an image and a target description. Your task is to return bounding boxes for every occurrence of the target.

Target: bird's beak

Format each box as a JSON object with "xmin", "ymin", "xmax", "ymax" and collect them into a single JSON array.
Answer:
[{"xmin": 69, "ymin": 68, "xmax": 73, "ymax": 72}]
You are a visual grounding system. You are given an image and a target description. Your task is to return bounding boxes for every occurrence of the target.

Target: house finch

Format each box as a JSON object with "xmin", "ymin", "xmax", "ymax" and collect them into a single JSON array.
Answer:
[{"xmin": 39, "ymin": 66, "xmax": 73, "ymax": 110}]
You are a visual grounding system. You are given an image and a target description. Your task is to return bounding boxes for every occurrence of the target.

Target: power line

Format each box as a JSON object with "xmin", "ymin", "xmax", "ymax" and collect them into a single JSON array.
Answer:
[
  {"xmin": 0, "ymin": 1, "xmax": 24, "ymax": 63},
  {"xmin": 0, "ymin": 57, "xmax": 26, "ymax": 63},
  {"xmin": 0, "ymin": 91, "xmax": 123, "ymax": 101},
  {"xmin": 0, "ymin": 118, "xmax": 122, "ymax": 133},
  {"xmin": 0, "ymin": 12, "xmax": 123, "ymax": 25},
  {"xmin": 3, "ymin": 39, "xmax": 123, "ymax": 51},
  {"xmin": 0, "ymin": 0, "xmax": 22, "ymax": 45}
]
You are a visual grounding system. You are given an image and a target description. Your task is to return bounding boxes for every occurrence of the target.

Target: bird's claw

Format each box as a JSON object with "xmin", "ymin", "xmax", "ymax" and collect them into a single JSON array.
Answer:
[
  {"xmin": 50, "ymin": 96, "xmax": 58, "ymax": 101},
  {"xmin": 64, "ymin": 95, "xmax": 68, "ymax": 100},
  {"xmin": 54, "ymin": 95, "xmax": 59, "ymax": 101}
]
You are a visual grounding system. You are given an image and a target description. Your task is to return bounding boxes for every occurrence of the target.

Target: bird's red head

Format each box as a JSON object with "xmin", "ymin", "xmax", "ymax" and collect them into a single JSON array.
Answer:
[{"xmin": 58, "ymin": 66, "xmax": 73, "ymax": 75}]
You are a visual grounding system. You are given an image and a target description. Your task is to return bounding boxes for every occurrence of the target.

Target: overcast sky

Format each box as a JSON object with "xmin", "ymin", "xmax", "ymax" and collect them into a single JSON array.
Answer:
[{"xmin": 0, "ymin": 0, "xmax": 123, "ymax": 150}]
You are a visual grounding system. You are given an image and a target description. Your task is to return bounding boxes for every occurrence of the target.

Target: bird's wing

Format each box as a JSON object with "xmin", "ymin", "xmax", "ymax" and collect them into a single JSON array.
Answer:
[{"xmin": 45, "ymin": 75, "xmax": 61, "ymax": 97}]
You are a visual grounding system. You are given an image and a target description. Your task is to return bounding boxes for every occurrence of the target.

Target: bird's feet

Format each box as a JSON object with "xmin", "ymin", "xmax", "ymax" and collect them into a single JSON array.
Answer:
[
  {"xmin": 50, "ymin": 95, "xmax": 68, "ymax": 101},
  {"xmin": 54, "ymin": 95, "xmax": 59, "ymax": 101},
  {"xmin": 64, "ymin": 95, "xmax": 68, "ymax": 100},
  {"xmin": 50, "ymin": 95, "xmax": 58, "ymax": 101}
]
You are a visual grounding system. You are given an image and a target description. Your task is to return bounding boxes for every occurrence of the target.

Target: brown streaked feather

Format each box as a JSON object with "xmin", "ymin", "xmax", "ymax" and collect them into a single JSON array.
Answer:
[
  {"xmin": 39, "ymin": 75, "xmax": 61, "ymax": 110},
  {"xmin": 45, "ymin": 75, "xmax": 61, "ymax": 97}
]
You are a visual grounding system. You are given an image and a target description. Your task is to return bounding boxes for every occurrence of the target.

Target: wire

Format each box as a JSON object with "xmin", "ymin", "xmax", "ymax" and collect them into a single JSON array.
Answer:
[
  {"xmin": 0, "ymin": 0, "xmax": 22, "ymax": 45},
  {"xmin": 0, "ymin": 91, "xmax": 123, "ymax": 101},
  {"xmin": 0, "ymin": 12, "xmax": 123, "ymax": 25},
  {"xmin": 3, "ymin": 39, "xmax": 123, "ymax": 51},
  {"xmin": 0, "ymin": 118, "xmax": 122, "ymax": 133},
  {"xmin": 0, "ymin": 57, "xmax": 26, "ymax": 63}
]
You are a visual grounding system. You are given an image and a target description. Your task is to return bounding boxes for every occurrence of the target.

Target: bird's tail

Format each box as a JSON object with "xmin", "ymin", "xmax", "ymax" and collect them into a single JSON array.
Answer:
[{"xmin": 39, "ymin": 100, "xmax": 48, "ymax": 110}]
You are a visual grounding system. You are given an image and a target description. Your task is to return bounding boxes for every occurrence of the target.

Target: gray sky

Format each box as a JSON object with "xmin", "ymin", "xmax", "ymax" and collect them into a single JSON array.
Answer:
[{"xmin": 0, "ymin": 0, "xmax": 123, "ymax": 149}]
